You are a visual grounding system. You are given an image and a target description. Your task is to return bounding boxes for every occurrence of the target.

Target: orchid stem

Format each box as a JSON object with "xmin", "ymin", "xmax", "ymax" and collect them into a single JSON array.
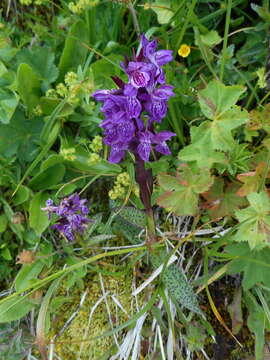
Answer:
[{"xmin": 135, "ymin": 158, "xmax": 157, "ymax": 248}]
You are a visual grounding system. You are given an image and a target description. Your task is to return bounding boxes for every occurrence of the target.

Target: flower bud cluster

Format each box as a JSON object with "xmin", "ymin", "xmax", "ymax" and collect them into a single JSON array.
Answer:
[
  {"xmin": 42, "ymin": 193, "xmax": 90, "ymax": 241},
  {"xmin": 68, "ymin": 0, "xmax": 99, "ymax": 14},
  {"xmin": 92, "ymin": 34, "xmax": 176, "ymax": 164},
  {"xmin": 109, "ymin": 172, "xmax": 130, "ymax": 200}
]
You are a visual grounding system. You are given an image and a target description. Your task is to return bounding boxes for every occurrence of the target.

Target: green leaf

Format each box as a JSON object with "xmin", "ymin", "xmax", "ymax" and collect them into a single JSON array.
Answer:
[
  {"xmin": 0, "ymin": 214, "xmax": 8, "ymax": 233},
  {"xmin": 67, "ymin": 153, "xmax": 121, "ymax": 176},
  {"xmin": 149, "ymin": 1, "xmax": 174, "ymax": 24},
  {"xmin": 91, "ymin": 54, "xmax": 124, "ymax": 88},
  {"xmin": 179, "ymin": 123, "xmax": 227, "ymax": 168},
  {"xmin": 58, "ymin": 20, "xmax": 88, "ymax": 81},
  {"xmin": 152, "ymin": 253, "xmax": 202, "ymax": 314},
  {"xmin": 0, "ymin": 109, "xmax": 43, "ymax": 160},
  {"xmin": 29, "ymin": 192, "xmax": 50, "ymax": 236},
  {"xmin": 245, "ymin": 291, "xmax": 267, "ymax": 360},
  {"xmin": 198, "ymin": 80, "xmax": 245, "ymax": 119},
  {"xmin": 0, "ymin": 88, "xmax": 18, "ymax": 124},
  {"xmin": 226, "ymin": 243, "xmax": 270, "ymax": 290},
  {"xmin": 15, "ymin": 261, "xmax": 44, "ymax": 292},
  {"xmin": 200, "ymin": 30, "xmax": 222, "ymax": 47},
  {"xmin": 157, "ymin": 165, "xmax": 213, "ymax": 215},
  {"xmin": 16, "ymin": 47, "xmax": 58, "ymax": 84},
  {"xmin": 209, "ymin": 106, "xmax": 248, "ymax": 151},
  {"xmin": 0, "ymin": 296, "xmax": 34, "ymax": 323},
  {"xmin": 236, "ymin": 162, "xmax": 265, "ymax": 197},
  {"xmin": 29, "ymin": 164, "xmax": 66, "ymax": 191},
  {"xmin": 40, "ymin": 155, "xmax": 64, "ymax": 171},
  {"xmin": 202, "ymin": 178, "xmax": 247, "ymax": 218},
  {"xmin": 233, "ymin": 191, "xmax": 270, "ymax": 249},
  {"xmin": 13, "ymin": 185, "xmax": 30, "ymax": 206},
  {"xmin": 17, "ymin": 63, "xmax": 41, "ymax": 112}
]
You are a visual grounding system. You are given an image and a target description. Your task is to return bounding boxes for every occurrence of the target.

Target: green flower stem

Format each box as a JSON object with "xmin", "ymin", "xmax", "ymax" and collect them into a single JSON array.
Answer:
[
  {"xmin": 219, "ymin": 0, "xmax": 233, "ymax": 82},
  {"xmin": 175, "ymin": 0, "xmax": 197, "ymax": 55},
  {"xmin": 135, "ymin": 158, "xmax": 156, "ymax": 247}
]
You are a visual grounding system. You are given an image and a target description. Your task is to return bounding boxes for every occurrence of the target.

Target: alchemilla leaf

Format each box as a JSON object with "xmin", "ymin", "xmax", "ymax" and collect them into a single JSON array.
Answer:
[
  {"xmin": 157, "ymin": 165, "xmax": 213, "ymax": 215},
  {"xmin": 233, "ymin": 191, "xmax": 270, "ymax": 249},
  {"xmin": 198, "ymin": 80, "xmax": 245, "ymax": 119}
]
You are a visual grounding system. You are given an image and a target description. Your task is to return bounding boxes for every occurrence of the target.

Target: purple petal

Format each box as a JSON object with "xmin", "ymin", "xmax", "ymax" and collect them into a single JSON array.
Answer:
[
  {"xmin": 154, "ymin": 85, "xmax": 174, "ymax": 100},
  {"xmin": 153, "ymin": 131, "xmax": 176, "ymax": 143},
  {"xmin": 127, "ymin": 97, "xmax": 142, "ymax": 118},
  {"xmin": 154, "ymin": 50, "xmax": 173, "ymax": 66},
  {"xmin": 92, "ymin": 90, "xmax": 110, "ymax": 102},
  {"xmin": 109, "ymin": 145, "xmax": 126, "ymax": 163},
  {"xmin": 155, "ymin": 142, "xmax": 171, "ymax": 155}
]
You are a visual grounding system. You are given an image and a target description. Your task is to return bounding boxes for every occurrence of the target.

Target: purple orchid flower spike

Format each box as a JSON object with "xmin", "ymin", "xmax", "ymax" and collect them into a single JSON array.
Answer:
[
  {"xmin": 42, "ymin": 194, "xmax": 91, "ymax": 241},
  {"xmin": 92, "ymin": 34, "xmax": 175, "ymax": 247},
  {"xmin": 92, "ymin": 33, "xmax": 175, "ymax": 164}
]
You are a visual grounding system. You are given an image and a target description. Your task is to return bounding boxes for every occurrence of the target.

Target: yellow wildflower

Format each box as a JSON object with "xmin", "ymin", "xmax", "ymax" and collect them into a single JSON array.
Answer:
[{"xmin": 178, "ymin": 44, "xmax": 191, "ymax": 58}]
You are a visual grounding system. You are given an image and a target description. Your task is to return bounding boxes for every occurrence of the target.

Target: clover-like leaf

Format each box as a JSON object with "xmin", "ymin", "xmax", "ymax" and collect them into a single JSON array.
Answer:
[
  {"xmin": 233, "ymin": 191, "xmax": 270, "ymax": 249},
  {"xmin": 157, "ymin": 165, "xmax": 213, "ymax": 215}
]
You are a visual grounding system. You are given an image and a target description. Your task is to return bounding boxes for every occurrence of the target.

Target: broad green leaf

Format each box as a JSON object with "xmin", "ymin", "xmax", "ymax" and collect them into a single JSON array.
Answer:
[
  {"xmin": 233, "ymin": 192, "xmax": 270, "ymax": 249},
  {"xmin": 237, "ymin": 162, "xmax": 266, "ymax": 197},
  {"xmin": 17, "ymin": 63, "xmax": 41, "ymax": 112},
  {"xmin": 40, "ymin": 154, "xmax": 64, "ymax": 171},
  {"xmin": 148, "ymin": 1, "xmax": 174, "ymax": 24},
  {"xmin": 179, "ymin": 122, "xmax": 227, "ymax": 168},
  {"xmin": 157, "ymin": 165, "xmax": 213, "ymax": 215},
  {"xmin": 29, "ymin": 192, "xmax": 50, "ymax": 236},
  {"xmin": 202, "ymin": 178, "xmax": 247, "ymax": 218},
  {"xmin": 0, "ymin": 109, "xmax": 43, "ymax": 160},
  {"xmin": 16, "ymin": 47, "xmax": 58, "ymax": 84},
  {"xmin": 200, "ymin": 30, "xmax": 222, "ymax": 47},
  {"xmin": 198, "ymin": 80, "xmax": 245, "ymax": 119},
  {"xmin": 0, "ymin": 296, "xmax": 34, "ymax": 323},
  {"xmin": 13, "ymin": 185, "xmax": 30, "ymax": 206},
  {"xmin": 226, "ymin": 243, "xmax": 270, "ymax": 290},
  {"xmin": 15, "ymin": 261, "xmax": 44, "ymax": 292},
  {"xmin": 58, "ymin": 20, "xmax": 88, "ymax": 81},
  {"xmin": 0, "ymin": 88, "xmax": 18, "ymax": 124},
  {"xmin": 209, "ymin": 106, "xmax": 248, "ymax": 151},
  {"xmin": 29, "ymin": 164, "xmax": 66, "ymax": 191}
]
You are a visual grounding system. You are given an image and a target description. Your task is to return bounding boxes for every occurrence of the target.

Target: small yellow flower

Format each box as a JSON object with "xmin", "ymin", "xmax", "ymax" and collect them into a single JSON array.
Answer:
[{"xmin": 178, "ymin": 44, "xmax": 191, "ymax": 58}]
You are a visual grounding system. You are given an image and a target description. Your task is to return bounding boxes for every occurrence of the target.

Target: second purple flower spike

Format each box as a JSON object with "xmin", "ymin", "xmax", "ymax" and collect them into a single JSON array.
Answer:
[{"xmin": 42, "ymin": 193, "xmax": 91, "ymax": 241}]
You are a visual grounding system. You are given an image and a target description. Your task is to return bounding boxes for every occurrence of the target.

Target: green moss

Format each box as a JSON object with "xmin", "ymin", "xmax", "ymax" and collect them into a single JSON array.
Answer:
[{"xmin": 50, "ymin": 269, "xmax": 140, "ymax": 359}]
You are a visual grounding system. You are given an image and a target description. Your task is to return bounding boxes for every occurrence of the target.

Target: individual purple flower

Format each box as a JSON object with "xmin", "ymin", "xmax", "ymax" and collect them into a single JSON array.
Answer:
[
  {"xmin": 42, "ymin": 194, "xmax": 90, "ymax": 241},
  {"xmin": 124, "ymin": 61, "xmax": 155, "ymax": 89},
  {"xmin": 92, "ymin": 33, "xmax": 175, "ymax": 163},
  {"xmin": 137, "ymin": 131, "xmax": 153, "ymax": 161},
  {"xmin": 137, "ymin": 130, "xmax": 175, "ymax": 161},
  {"xmin": 153, "ymin": 131, "xmax": 176, "ymax": 155}
]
